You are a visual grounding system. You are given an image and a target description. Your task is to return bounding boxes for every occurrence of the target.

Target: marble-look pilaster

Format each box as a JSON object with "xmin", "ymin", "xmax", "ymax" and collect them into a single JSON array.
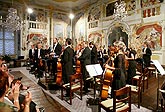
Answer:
[{"xmin": 161, "ymin": 21, "xmax": 165, "ymax": 65}]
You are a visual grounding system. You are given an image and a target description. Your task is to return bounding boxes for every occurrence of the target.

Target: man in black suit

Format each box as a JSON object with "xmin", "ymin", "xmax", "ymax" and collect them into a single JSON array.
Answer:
[
  {"xmin": 52, "ymin": 38, "xmax": 62, "ymax": 56},
  {"xmin": 142, "ymin": 42, "xmax": 152, "ymax": 67},
  {"xmin": 78, "ymin": 41, "xmax": 91, "ymax": 93},
  {"xmin": 34, "ymin": 43, "xmax": 45, "ymax": 78},
  {"xmin": 47, "ymin": 38, "xmax": 62, "ymax": 78},
  {"xmin": 61, "ymin": 38, "xmax": 74, "ymax": 96},
  {"xmin": 29, "ymin": 44, "xmax": 35, "ymax": 72},
  {"xmin": 34, "ymin": 43, "xmax": 45, "ymax": 60},
  {"xmin": 89, "ymin": 42, "xmax": 98, "ymax": 64},
  {"xmin": 29, "ymin": 44, "xmax": 35, "ymax": 59}
]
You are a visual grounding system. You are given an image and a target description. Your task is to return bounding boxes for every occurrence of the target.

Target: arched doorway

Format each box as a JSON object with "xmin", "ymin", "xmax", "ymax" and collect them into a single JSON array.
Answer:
[
  {"xmin": 108, "ymin": 27, "xmax": 128, "ymax": 47},
  {"xmin": 106, "ymin": 20, "xmax": 131, "ymax": 48}
]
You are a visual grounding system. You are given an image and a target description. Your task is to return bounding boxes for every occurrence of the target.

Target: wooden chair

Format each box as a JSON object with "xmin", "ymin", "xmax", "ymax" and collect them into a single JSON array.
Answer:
[
  {"xmin": 126, "ymin": 76, "xmax": 143, "ymax": 108},
  {"xmin": 99, "ymin": 86, "xmax": 131, "ymax": 112},
  {"xmin": 132, "ymin": 61, "xmax": 149, "ymax": 91},
  {"xmin": 61, "ymin": 73, "xmax": 82, "ymax": 105},
  {"xmin": 147, "ymin": 63, "xmax": 156, "ymax": 77}
]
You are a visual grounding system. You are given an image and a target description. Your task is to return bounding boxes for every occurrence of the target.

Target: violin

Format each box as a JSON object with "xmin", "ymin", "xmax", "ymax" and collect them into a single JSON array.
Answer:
[{"xmin": 56, "ymin": 59, "xmax": 62, "ymax": 85}]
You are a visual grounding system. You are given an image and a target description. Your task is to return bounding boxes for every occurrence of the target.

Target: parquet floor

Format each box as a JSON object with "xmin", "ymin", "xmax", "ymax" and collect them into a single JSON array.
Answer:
[{"xmin": 10, "ymin": 67, "xmax": 165, "ymax": 112}]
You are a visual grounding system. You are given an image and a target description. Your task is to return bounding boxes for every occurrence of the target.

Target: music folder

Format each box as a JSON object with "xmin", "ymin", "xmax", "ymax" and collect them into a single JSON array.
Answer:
[
  {"xmin": 86, "ymin": 64, "xmax": 103, "ymax": 77},
  {"xmin": 152, "ymin": 60, "xmax": 165, "ymax": 75}
]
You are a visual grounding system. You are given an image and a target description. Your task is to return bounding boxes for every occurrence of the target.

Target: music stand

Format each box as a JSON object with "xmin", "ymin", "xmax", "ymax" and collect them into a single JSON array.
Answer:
[
  {"xmin": 86, "ymin": 64, "xmax": 103, "ymax": 105},
  {"xmin": 151, "ymin": 60, "xmax": 165, "ymax": 111}
]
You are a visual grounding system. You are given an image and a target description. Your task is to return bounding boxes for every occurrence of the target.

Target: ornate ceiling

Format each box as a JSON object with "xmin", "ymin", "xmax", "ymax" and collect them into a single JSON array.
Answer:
[{"xmin": 0, "ymin": 0, "xmax": 99, "ymax": 13}]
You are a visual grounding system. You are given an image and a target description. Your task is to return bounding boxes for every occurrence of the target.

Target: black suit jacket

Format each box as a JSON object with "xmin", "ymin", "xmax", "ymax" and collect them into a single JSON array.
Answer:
[
  {"xmin": 91, "ymin": 45, "xmax": 98, "ymax": 64},
  {"xmin": 62, "ymin": 46, "xmax": 74, "ymax": 83},
  {"xmin": 53, "ymin": 43, "xmax": 62, "ymax": 56},
  {"xmin": 34, "ymin": 48, "xmax": 45, "ymax": 59},
  {"xmin": 142, "ymin": 47, "xmax": 152, "ymax": 67},
  {"xmin": 79, "ymin": 47, "xmax": 91, "ymax": 78},
  {"xmin": 29, "ymin": 49, "xmax": 35, "ymax": 59}
]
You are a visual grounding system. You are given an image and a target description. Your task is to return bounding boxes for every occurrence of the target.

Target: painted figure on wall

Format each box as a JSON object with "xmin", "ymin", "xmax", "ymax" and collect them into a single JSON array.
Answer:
[
  {"xmin": 88, "ymin": 32, "xmax": 102, "ymax": 48},
  {"xmin": 135, "ymin": 24, "xmax": 162, "ymax": 51},
  {"xmin": 108, "ymin": 27, "xmax": 128, "ymax": 47},
  {"xmin": 88, "ymin": 5, "xmax": 101, "ymax": 22}
]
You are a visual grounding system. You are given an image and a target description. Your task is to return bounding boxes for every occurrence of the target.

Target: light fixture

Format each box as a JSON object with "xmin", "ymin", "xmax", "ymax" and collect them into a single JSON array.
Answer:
[
  {"xmin": 113, "ymin": 0, "xmax": 127, "ymax": 20},
  {"xmin": 69, "ymin": 13, "xmax": 74, "ymax": 39},
  {"xmin": 27, "ymin": 8, "xmax": 33, "ymax": 14},
  {"xmin": 2, "ymin": 8, "xmax": 21, "ymax": 32},
  {"xmin": 69, "ymin": 13, "xmax": 74, "ymax": 20}
]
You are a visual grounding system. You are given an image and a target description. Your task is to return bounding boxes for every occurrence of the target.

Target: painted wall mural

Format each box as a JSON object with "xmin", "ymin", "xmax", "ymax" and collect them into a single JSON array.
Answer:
[
  {"xmin": 126, "ymin": 0, "xmax": 136, "ymax": 11},
  {"xmin": 88, "ymin": 32, "xmax": 102, "ymax": 48},
  {"xmin": 108, "ymin": 27, "xmax": 128, "ymax": 47},
  {"xmin": 88, "ymin": 5, "xmax": 101, "ymax": 22},
  {"xmin": 132, "ymin": 23, "xmax": 162, "ymax": 57},
  {"xmin": 26, "ymin": 33, "xmax": 48, "ymax": 47}
]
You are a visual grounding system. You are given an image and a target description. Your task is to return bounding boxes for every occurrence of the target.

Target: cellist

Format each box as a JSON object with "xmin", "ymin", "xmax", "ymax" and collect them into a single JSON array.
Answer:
[{"xmin": 104, "ymin": 47, "xmax": 126, "ymax": 98}]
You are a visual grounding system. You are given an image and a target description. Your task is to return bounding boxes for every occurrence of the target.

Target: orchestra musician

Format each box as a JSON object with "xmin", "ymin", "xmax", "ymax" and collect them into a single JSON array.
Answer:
[
  {"xmin": 44, "ymin": 44, "xmax": 51, "ymax": 59},
  {"xmin": 78, "ymin": 41, "xmax": 91, "ymax": 93},
  {"xmin": 61, "ymin": 38, "xmax": 74, "ymax": 96},
  {"xmin": 34, "ymin": 43, "xmax": 45, "ymax": 78},
  {"xmin": 105, "ymin": 47, "xmax": 126, "ymax": 98},
  {"xmin": 47, "ymin": 38, "xmax": 62, "ymax": 78},
  {"xmin": 142, "ymin": 42, "xmax": 152, "ymax": 67},
  {"xmin": 29, "ymin": 44, "xmax": 35, "ymax": 72},
  {"xmin": 126, "ymin": 48, "xmax": 137, "ymax": 84},
  {"xmin": 89, "ymin": 42, "xmax": 98, "ymax": 64}
]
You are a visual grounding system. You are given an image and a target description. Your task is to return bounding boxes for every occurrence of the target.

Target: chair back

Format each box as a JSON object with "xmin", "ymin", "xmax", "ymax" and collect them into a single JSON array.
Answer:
[
  {"xmin": 69, "ymin": 73, "xmax": 82, "ymax": 90},
  {"xmin": 136, "ymin": 61, "xmax": 143, "ymax": 74},
  {"xmin": 113, "ymin": 86, "xmax": 131, "ymax": 112}
]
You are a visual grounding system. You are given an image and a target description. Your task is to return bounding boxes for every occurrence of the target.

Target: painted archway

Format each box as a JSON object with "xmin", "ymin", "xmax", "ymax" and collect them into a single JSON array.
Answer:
[{"xmin": 106, "ymin": 20, "xmax": 131, "ymax": 47}]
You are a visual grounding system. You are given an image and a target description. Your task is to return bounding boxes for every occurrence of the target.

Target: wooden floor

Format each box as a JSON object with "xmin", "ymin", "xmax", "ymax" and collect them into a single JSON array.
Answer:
[
  {"xmin": 10, "ymin": 67, "xmax": 165, "ymax": 112},
  {"xmin": 10, "ymin": 70, "xmax": 69, "ymax": 112},
  {"xmin": 141, "ymin": 74, "xmax": 165, "ymax": 111}
]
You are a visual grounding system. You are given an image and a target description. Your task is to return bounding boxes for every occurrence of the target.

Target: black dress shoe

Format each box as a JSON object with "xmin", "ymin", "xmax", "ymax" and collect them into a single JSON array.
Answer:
[{"xmin": 39, "ymin": 107, "xmax": 45, "ymax": 112}]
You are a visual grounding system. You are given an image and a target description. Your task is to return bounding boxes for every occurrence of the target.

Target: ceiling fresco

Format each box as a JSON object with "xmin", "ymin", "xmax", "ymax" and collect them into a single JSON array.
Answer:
[{"xmin": 0, "ymin": 0, "xmax": 99, "ymax": 12}]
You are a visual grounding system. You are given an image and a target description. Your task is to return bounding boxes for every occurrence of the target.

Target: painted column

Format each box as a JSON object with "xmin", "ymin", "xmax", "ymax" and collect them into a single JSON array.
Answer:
[{"xmin": 161, "ymin": 21, "xmax": 165, "ymax": 65}]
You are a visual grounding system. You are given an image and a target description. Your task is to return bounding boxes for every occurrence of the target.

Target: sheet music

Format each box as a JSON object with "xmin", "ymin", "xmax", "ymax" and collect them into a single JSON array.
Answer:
[
  {"xmin": 152, "ymin": 60, "xmax": 165, "ymax": 75},
  {"xmin": 86, "ymin": 64, "xmax": 103, "ymax": 77}
]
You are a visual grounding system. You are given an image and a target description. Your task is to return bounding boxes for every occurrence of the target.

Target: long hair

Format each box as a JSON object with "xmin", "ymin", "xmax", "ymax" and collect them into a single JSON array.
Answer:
[{"xmin": 0, "ymin": 70, "xmax": 9, "ymax": 98}]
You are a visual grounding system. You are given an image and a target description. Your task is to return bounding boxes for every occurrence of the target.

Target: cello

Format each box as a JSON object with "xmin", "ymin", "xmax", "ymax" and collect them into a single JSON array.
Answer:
[
  {"xmin": 100, "ymin": 68, "xmax": 113, "ymax": 100},
  {"xmin": 75, "ymin": 59, "xmax": 81, "ymax": 74},
  {"xmin": 56, "ymin": 59, "xmax": 62, "ymax": 85}
]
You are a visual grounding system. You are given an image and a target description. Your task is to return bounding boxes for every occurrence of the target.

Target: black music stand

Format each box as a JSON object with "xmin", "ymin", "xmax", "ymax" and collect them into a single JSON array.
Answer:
[
  {"xmin": 86, "ymin": 64, "xmax": 103, "ymax": 105},
  {"xmin": 151, "ymin": 60, "xmax": 165, "ymax": 111}
]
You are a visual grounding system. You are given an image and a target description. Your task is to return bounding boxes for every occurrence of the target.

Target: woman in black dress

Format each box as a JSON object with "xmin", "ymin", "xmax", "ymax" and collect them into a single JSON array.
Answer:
[
  {"xmin": 105, "ymin": 47, "xmax": 126, "ymax": 97},
  {"xmin": 126, "ymin": 48, "xmax": 137, "ymax": 84}
]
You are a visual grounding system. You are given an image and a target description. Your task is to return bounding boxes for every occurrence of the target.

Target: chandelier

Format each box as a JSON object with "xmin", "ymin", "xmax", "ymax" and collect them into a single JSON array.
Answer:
[
  {"xmin": 113, "ymin": 0, "xmax": 127, "ymax": 20},
  {"xmin": 1, "ymin": 8, "xmax": 21, "ymax": 32}
]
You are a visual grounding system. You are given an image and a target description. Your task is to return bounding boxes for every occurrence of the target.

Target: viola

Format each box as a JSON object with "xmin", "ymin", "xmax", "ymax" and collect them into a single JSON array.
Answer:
[{"xmin": 56, "ymin": 60, "xmax": 62, "ymax": 85}]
